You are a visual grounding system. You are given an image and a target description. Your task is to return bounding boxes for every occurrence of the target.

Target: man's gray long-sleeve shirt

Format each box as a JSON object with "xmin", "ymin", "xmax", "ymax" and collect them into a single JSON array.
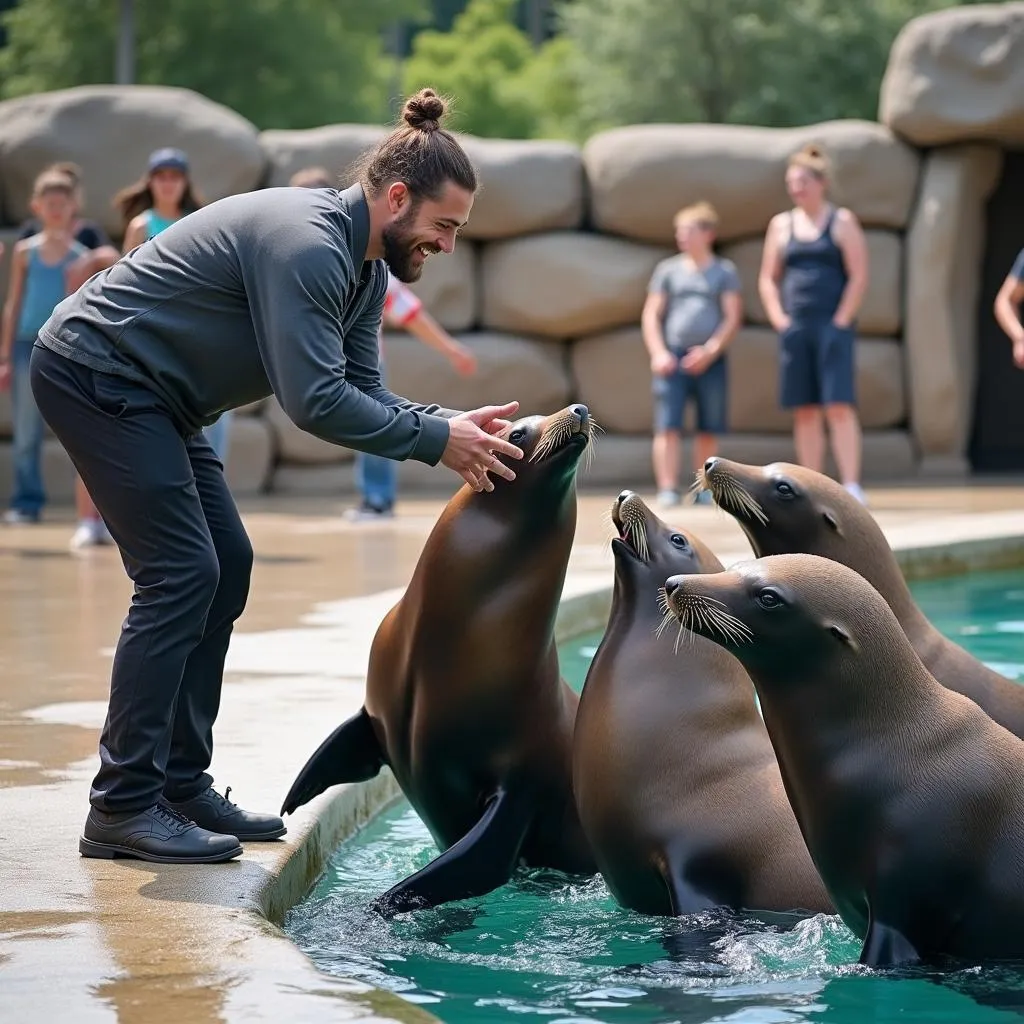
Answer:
[{"xmin": 37, "ymin": 182, "xmax": 457, "ymax": 465}]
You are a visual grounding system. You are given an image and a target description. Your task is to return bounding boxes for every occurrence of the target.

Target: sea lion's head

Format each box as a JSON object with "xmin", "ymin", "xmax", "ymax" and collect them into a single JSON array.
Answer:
[
  {"xmin": 698, "ymin": 457, "xmax": 873, "ymax": 564},
  {"xmin": 662, "ymin": 553, "xmax": 906, "ymax": 686},
  {"xmin": 491, "ymin": 404, "xmax": 595, "ymax": 497},
  {"xmin": 609, "ymin": 490, "xmax": 722, "ymax": 600}
]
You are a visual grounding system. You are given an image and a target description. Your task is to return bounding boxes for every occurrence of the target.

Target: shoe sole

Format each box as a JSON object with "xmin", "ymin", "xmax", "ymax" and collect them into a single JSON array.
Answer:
[
  {"xmin": 233, "ymin": 825, "xmax": 288, "ymax": 841},
  {"xmin": 79, "ymin": 836, "xmax": 244, "ymax": 863}
]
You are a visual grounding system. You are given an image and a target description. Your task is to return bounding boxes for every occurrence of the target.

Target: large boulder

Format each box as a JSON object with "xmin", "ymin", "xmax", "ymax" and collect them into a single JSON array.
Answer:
[
  {"xmin": 0, "ymin": 86, "xmax": 266, "ymax": 239},
  {"xmin": 583, "ymin": 121, "xmax": 921, "ymax": 246},
  {"xmin": 258, "ymin": 124, "xmax": 388, "ymax": 188},
  {"xmin": 903, "ymin": 144, "xmax": 1004, "ymax": 472},
  {"xmin": 222, "ymin": 415, "xmax": 274, "ymax": 496},
  {"xmin": 721, "ymin": 230, "xmax": 904, "ymax": 336},
  {"xmin": 480, "ymin": 231, "xmax": 671, "ymax": 338},
  {"xmin": 406, "ymin": 243, "xmax": 477, "ymax": 332},
  {"xmin": 384, "ymin": 330, "xmax": 572, "ymax": 418},
  {"xmin": 452, "ymin": 135, "xmax": 585, "ymax": 240},
  {"xmin": 880, "ymin": 3, "xmax": 1024, "ymax": 148},
  {"xmin": 570, "ymin": 325, "xmax": 906, "ymax": 435},
  {"xmin": 259, "ymin": 128, "xmax": 585, "ymax": 241}
]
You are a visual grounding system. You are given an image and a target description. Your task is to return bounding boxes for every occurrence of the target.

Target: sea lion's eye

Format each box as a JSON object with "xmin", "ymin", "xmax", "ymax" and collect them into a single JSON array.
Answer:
[
  {"xmin": 509, "ymin": 428, "xmax": 527, "ymax": 443},
  {"xmin": 756, "ymin": 588, "xmax": 784, "ymax": 610},
  {"xmin": 775, "ymin": 481, "xmax": 796, "ymax": 499},
  {"xmin": 670, "ymin": 534, "xmax": 689, "ymax": 549}
]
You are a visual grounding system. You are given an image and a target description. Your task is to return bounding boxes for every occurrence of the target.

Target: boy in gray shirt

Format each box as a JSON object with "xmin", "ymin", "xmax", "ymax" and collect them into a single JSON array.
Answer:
[
  {"xmin": 29, "ymin": 90, "xmax": 525, "ymax": 865},
  {"xmin": 641, "ymin": 201, "xmax": 742, "ymax": 506}
]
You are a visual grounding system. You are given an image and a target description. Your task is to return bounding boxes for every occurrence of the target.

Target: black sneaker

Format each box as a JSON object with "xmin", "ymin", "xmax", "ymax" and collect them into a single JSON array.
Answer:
[
  {"xmin": 163, "ymin": 785, "xmax": 287, "ymax": 841},
  {"xmin": 79, "ymin": 802, "xmax": 243, "ymax": 863}
]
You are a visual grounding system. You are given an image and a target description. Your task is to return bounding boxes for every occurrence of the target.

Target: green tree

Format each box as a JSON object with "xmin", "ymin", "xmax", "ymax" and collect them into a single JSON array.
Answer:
[
  {"xmin": 0, "ymin": 0, "xmax": 425, "ymax": 129},
  {"xmin": 402, "ymin": 0, "xmax": 542, "ymax": 138},
  {"xmin": 556, "ymin": 0, "xmax": 990, "ymax": 132}
]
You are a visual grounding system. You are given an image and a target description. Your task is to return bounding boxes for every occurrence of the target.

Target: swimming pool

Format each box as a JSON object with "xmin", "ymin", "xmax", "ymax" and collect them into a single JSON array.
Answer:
[{"xmin": 284, "ymin": 567, "xmax": 1024, "ymax": 1024}]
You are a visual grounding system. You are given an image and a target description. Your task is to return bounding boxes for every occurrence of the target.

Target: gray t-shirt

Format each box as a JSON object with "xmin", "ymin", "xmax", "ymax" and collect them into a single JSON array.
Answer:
[
  {"xmin": 37, "ymin": 182, "xmax": 456, "ymax": 466},
  {"xmin": 648, "ymin": 254, "xmax": 741, "ymax": 352}
]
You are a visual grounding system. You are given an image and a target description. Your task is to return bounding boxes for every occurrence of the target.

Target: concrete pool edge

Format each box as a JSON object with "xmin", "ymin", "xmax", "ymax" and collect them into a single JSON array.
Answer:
[{"xmin": 234, "ymin": 514, "xmax": 1024, "ymax": 1022}]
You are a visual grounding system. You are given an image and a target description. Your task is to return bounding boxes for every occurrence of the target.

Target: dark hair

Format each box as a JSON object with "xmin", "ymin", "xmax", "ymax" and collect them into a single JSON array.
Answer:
[
  {"xmin": 112, "ymin": 163, "xmax": 205, "ymax": 228},
  {"xmin": 358, "ymin": 88, "xmax": 477, "ymax": 202}
]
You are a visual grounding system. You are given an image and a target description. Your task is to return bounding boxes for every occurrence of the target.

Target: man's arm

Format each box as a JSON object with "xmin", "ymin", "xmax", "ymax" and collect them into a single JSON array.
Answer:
[
  {"xmin": 342, "ymin": 268, "xmax": 464, "ymax": 423},
  {"xmin": 243, "ymin": 232, "xmax": 453, "ymax": 466}
]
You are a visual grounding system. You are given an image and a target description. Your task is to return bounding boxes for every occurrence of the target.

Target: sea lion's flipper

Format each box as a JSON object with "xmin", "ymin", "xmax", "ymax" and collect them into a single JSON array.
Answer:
[
  {"xmin": 280, "ymin": 707, "xmax": 385, "ymax": 815},
  {"xmin": 859, "ymin": 918, "xmax": 921, "ymax": 968},
  {"xmin": 369, "ymin": 787, "xmax": 532, "ymax": 918}
]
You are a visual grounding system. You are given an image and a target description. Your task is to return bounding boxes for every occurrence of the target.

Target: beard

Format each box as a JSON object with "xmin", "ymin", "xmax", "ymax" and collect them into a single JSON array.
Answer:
[{"xmin": 382, "ymin": 203, "xmax": 432, "ymax": 283}]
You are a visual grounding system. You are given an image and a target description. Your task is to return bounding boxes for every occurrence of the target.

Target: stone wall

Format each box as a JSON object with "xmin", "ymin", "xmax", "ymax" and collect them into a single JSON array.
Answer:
[{"xmin": 0, "ymin": 1, "xmax": 1020, "ymax": 504}]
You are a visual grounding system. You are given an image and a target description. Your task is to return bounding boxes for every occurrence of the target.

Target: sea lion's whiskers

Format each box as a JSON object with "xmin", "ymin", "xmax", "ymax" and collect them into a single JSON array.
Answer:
[
  {"xmin": 655, "ymin": 605, "xmax": 676, "ymax": 640},
  {"xmin": 600, "ymin": 507, "xmax": 619, "ymax": 547},
  {"xmin": 717, "ymin": 478, "xmax": 769, "ymax": 525},
  {"xmin": 656, "ymin": 586, "xmax": 671, "ymax": 616}
]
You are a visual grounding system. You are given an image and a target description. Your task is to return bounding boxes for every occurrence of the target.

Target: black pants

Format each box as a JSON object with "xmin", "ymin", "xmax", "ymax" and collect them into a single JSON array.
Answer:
[{"xmin": 30, "ymin": 344, "xmax": 253, "ymax": 814}]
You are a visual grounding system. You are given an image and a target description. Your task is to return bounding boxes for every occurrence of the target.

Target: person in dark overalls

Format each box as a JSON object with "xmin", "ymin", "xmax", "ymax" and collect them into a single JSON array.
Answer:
[
  {"xmin": 29, "ymin": 89, "xmax": 524, "ymax": 865},
  {"xmin": 758, "ymin": 144, "xmax": 870, "ymax": 505}
]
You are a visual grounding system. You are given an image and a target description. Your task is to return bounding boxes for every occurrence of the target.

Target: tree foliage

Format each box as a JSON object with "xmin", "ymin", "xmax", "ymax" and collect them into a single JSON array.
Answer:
[
  {"xmin": 0, "ymin": 0, "xmax": 425, "ymax": 128},
  {"xmin": 556, "ymin": 0, "xmax": 990, "ymax": 135},
  {"xmin": 402, "ymin": 0, "xmax": 559, "ymax": 138}
]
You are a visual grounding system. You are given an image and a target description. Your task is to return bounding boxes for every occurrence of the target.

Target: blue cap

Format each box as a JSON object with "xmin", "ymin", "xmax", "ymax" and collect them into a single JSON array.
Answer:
[{"xmin": 148, "ymin": 147, "xmax": 189, "ymax": 174}]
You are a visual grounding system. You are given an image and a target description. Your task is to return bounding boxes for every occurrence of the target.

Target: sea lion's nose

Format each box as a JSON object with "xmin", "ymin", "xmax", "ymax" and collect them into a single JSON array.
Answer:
[
  {"xmin": 704, "ymin": 457, "xmax": 719, "ymax": 475},
  {"xmin": 664, "ymin": 577, "xmax": 680, "ymax": 598},
  {"xmin": 617, "ymin": 490, "xmax": 632, "ymax": 504},
  {"xmin": 571, "ymin": 405, "xmax": 589, "ymax": 429}
]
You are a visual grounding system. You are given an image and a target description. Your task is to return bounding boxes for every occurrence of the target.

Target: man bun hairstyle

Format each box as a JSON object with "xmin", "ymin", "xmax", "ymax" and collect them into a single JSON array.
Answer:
[
  {"xmin": 788, "ymin": 143, "xmax": 830, "ymax": 182},
  {"xmin": 359, "ymin": 88, "xmax": 478, "ymax": 202}
]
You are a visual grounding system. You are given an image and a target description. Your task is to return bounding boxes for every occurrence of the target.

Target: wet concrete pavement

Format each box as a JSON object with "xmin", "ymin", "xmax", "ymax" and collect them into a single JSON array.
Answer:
[{"xmin": 1, "ymin": 481, "xmax": 1023, "ymax": 1023}]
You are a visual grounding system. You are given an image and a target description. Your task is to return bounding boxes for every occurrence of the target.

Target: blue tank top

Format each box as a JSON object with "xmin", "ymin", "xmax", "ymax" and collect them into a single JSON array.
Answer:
[
  {"xmin": 16, "ymin": 238, "xmax": 87, "ymax": 342},
  {"xmin": 780, "ymin": 206, "xmax": 848, "ymax": 321},
  {"xmin": 144, "ymin": 209, "xmax": 179, "ymax": 238}
]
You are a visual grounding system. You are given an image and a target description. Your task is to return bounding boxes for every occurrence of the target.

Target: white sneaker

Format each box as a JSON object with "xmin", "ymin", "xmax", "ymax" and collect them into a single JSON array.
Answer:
[
  {"xmin": 656, "ymin": 489, "xmax": 680, "ymax": 508},
  {"xmin": 843, "ymin": 482, "xmax": 868, "ymax": 506},
  {"xmin": 70, "ymin": 518, "xmax": 115, "ymax": 551}
]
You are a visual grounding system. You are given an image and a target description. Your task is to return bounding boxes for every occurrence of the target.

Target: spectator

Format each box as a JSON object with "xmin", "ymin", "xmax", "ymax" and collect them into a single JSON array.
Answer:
[
  {"xmin": 115, "ymin": 149, "xmax": 232, "ymax": 461},
  {"xmin": 289, "ymin": 166, "xmax": 479, "ymax": 521},
  {"xmin": 0, "ymin": 171, "xmax": 88, "ymax": 524},
  {"xmin": 758, "ymin": 143, "xmax": 869, "ymax": 505},
  {"xmin": 994, "ymin": 247, "xmax": 1024, "ymax": 369},
  {"xmin": 641, "ymin": 201, "xmax": 742, "ymax": 507},
  {"xmin": 17, "ymin": 163, "xmax": 121, "ymax": 549}
]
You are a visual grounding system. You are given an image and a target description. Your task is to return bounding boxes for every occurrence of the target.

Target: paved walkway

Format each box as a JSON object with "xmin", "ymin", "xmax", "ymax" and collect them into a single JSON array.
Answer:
[{"xmin": 2, "ymin": 482, "xmax": 1023, "ymax": 1023}]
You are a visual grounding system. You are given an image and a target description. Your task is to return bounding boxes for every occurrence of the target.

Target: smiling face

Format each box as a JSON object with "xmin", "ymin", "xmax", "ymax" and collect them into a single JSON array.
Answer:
[{"xmin": 381, "ymin": 180, "xmax": 474, "ymax": 282}]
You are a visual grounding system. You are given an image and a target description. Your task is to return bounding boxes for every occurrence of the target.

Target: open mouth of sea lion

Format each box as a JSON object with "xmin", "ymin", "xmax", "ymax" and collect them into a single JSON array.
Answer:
[
  {"xmin": 529, "ymin": 404, "xmax": 596, "ymax": 466},
  {"xmin": 610, "ymin": 490, "xmax": 650, "ymax": 563},
  {"xmin": 697, "ymin": 458, "xmax": 769, "ymax": 525},
  {"xmin": 657, "ymin": 573, "xmax": 753, "ymax": 652}
]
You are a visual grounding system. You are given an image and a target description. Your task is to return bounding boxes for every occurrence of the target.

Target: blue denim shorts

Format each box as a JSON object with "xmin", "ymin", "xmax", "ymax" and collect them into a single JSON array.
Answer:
[
  {"xmin": 779, "ymin": 320, "xmax": 856, "ymax": 409},
  {"xmin": 652, "ymin": 354, "xmax": 728, "ymax": 434}
]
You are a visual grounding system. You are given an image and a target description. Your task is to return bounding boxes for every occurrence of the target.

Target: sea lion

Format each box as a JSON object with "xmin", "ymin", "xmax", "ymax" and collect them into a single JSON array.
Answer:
[
  {"xmin": 699, "ymin": 457, "xmax": 1024, "ymax": 740},
  {"xmin": 572, "ymin": 491, "xmax": 833, "ymax": 919},
  {"xmin": 663, "ymin": 553, "xmax": 1024, "ymax": 968},
  {"xmin": 281, "ymin": 404, "xmax": 598, "ymax": 916}
]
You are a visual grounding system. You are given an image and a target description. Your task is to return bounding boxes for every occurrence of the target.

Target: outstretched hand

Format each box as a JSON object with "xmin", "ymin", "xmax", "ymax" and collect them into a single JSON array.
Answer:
[{"xmin": 441, "ymin": 401, "xmax": 524, "ymax": 492}]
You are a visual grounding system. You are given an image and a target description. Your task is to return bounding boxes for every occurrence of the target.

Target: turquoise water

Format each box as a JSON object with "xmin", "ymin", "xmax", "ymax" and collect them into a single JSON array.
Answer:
[{"xmin": 285, "ymin": 567, "xmax": 1024, "ymax": 1023}]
